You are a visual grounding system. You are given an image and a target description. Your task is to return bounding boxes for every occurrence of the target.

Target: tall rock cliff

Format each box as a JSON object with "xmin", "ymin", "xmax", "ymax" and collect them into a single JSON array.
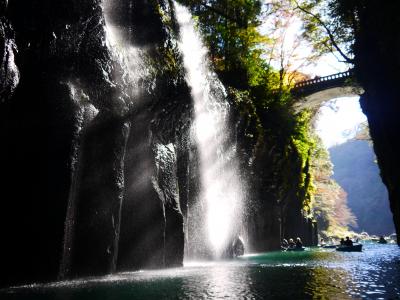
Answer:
[
  {"xmin": 354, "ymin": 1, "xmax": 400, "ymax": 243},
  {"xmin": 0, "ymin": 0, "xmax": 190, "ymax": 287},
  {"xmin": 0, "ymin": 0, "xmax": 319, "ymax": 288}
]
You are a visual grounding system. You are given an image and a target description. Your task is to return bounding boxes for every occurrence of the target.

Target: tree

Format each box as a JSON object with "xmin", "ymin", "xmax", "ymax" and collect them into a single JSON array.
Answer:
[
  {"xmin": 310, "ymin": 135, "xmax": 357, "ymax": 238},
  {"xmin": 261, "ymin": 0, "xmax": 320, "ymax": 90},
  {"xmin": 178, "ymin": 0, "xmax": 268, "ymax": 89},
  {"xmin": 292, "ymin": 0, "xmax": 354, "ymax": 63}
]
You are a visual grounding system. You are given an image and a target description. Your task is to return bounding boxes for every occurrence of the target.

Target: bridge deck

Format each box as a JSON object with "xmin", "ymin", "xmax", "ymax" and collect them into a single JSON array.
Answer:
[{"xmin": 291, "ymin": 70, "xmax": 354, "ymax": 97}]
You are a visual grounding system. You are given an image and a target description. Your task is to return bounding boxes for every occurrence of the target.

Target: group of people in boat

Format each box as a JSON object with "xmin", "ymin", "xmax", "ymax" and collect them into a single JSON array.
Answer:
[
  {"xmin": 339, "ymin": 236, "xmax": 354, "ymax": 247},
  {"xmin": 281, "ymin": 237, "xmax": 303, "ymax": 250},
  {"xmin": 378, "ymin": 236, "xmax": 387, "ymax": 244},
  {"xmin": 321, "ymin": 235, "xmax": 389, "ymax": 247}
]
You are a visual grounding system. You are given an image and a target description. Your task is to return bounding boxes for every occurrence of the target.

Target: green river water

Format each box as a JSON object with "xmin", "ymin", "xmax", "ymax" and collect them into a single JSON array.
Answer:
[{"xmin": 2, "ymin": 243, "xmax": 399, "ymax": 299}]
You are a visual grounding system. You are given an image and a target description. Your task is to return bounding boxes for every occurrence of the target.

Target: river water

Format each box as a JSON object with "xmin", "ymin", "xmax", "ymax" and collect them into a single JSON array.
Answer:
[{"xmin": 2, "ymin": 243, "xmax": 399, "ymax": 299}]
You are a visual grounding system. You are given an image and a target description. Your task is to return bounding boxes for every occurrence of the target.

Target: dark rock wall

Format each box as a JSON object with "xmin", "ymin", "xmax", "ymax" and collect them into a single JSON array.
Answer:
[
  {"xmin": 0, "ymin": 0, "xmax": 190, "ymax": 287},
  {"xmin": 245, "ymin": 136, "xmax": 317, "ymax": 250},
  {"xmin": 354, "ymin": 1, "xmax": 400, "ymax": 244},
  {"xmin": 0, "ymin": 0, "xmax": 93, "ymax": 286},
  {"xmin": 66, "ymin": 115, "xmax": 130, "ymax": 277},
  {"xmin": 230, "ymin": 94, "xmax": 317, "ymax": 251},
  {"xmin": 117, "ymin": 109, "xmax": 166, "ymax": 271},
  {"xmin": 0, "ymin": 0, "xmax": 319, "ymax": 287}
]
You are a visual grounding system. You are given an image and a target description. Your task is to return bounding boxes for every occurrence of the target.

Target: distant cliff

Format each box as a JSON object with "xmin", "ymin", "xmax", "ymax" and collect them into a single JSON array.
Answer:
[{"xmin": 330, "ymin": 140, "xmax": 395, "ymax": 235}]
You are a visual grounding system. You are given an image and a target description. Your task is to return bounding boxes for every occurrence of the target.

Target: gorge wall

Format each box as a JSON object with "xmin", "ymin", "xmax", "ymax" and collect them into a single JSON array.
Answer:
[
  {"xmin": 229, "ymin": 93, "xmax": 318, "ymax": 252},
  {"xmin": 354, "ymin": 1, "xmax": 400, "ymax": 244},
  {"xmin": 330, "ymin": 140, "xmax": 394, "ymax": 235},
  {"xmin": 0, "ymin": 0, "xmax": 190, "ymax": 287},
  {"xmin": 0, "ymin": 0, "xmax": 317, "ymax": 287}
]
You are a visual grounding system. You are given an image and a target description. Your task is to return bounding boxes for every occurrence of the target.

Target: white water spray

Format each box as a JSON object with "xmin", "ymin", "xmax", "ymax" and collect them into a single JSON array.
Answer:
[
  {"xmin": 174, "ymin": 2, "xmax": 245, "ymax": 257},
  {"xmin": 102, "ymin": 0, "xmax": 152, "ymax": 106}
]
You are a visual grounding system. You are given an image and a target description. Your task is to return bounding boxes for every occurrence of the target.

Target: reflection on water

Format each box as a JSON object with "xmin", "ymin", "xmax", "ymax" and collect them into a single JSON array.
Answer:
[{"xmin": 2, "ymin": 244, "xmax": 399, "ymax": 299}]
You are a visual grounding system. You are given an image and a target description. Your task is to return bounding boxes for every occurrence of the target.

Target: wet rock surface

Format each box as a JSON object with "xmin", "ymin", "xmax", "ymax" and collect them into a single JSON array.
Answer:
[
  {"xmin": 4, "ymin": 0, "xmax": 386, "ymax": 290},
  {"xmin": 228, "ymin": 91, "xmax": 318, "ymax": 252},
  {"xmin": 0, "ymin": 0, "xmax": 190, "ymax": 287}
]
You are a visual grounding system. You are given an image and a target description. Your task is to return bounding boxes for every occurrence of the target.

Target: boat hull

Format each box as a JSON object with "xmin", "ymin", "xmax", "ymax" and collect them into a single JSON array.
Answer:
[{"xmin": 336, "ymin": 244, "xmax": 362, "ymax": 252}]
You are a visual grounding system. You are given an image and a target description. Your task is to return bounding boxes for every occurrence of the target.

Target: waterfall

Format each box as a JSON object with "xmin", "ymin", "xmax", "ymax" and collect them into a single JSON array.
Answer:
[{"xmin": 174, "ymin": 2, "xmax": 245, "ymax": 258}]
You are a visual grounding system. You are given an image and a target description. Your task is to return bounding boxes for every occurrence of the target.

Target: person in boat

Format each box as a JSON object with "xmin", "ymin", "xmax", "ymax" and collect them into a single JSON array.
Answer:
[
  {"xmin": 344, "ymin": 236, "xmax": 353, "ymax": 247},
  {"xmin": 295, "ymin": 237, "xmax": 303, "ymax": 249},
  {"xmin": 281, "ymin": 238, "xmax": 289, "ymax": 250},
  {"xmin": 288, "ymin": 238, "xmax": 295, "ymax": 249},
  {"xmin": 378, "ymin": 236, "xmax": 387, "ymax": 244},
  {"xmin": 340, "ymin": 238, "xmax": 345, "ymax": 246},
  {"xmin": 232, "ymin": 236, "xmax": 245, "ymax": 256}
]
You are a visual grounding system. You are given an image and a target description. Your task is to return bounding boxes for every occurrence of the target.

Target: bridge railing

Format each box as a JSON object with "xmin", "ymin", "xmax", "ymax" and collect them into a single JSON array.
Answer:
[{"xmin": 293, "ymin": 70, "xmax": 354, "ymax": 88}]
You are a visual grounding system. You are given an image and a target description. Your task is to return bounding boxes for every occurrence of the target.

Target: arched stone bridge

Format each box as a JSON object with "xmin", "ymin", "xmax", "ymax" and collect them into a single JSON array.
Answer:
[{"xmin": 291, "ymin": 69, "xmax": 364, "ymax": 111}]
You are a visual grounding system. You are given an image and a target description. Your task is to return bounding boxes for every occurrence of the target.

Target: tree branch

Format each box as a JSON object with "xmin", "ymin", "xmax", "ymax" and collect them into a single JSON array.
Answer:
[
  {"xmin": 192, "ymin": 1, "xmax": 247, "ymax": 28},
  {"xmin": 293, "ymin": 0, "xmax": 354, "ymax": 64}
]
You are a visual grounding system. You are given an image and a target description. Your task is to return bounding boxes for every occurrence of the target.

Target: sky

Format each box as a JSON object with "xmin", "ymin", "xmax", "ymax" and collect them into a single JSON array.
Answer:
[
  {"xmin": 258, "ymin": 4, "xmax": 366, "ymax": 149},
  {"xmin": 315, "ymin": 97, "xmax": 367, "ymax": 149},
  {"xmin": 308, "ymin": 53, "xmax": 366, "ymax": 149},
  {"xmin": 302, "ymin": 45, "xmax": 365, "ymax": 149}
]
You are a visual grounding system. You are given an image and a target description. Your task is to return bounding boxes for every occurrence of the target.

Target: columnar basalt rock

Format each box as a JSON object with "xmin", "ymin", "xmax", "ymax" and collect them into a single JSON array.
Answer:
[
  {"xmin": 1, "ymin": 0, "xmax": 324, "ymax": 288},
  {"xmin": 0, "ymin": 0, "xmax": 191, "ymax": 287}
]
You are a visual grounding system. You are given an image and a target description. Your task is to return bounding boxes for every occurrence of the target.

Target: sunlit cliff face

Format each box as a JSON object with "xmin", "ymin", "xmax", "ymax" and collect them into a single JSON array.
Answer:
[{"xmin": 174, "ymin": 2, "xmax": 244, "ymax": 257}]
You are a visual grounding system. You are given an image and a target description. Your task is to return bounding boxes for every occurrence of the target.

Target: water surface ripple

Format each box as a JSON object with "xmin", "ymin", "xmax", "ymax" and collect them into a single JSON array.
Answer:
[{"xmin": 2, "ymin": 244, "xmax": 399, "ymax": 299}]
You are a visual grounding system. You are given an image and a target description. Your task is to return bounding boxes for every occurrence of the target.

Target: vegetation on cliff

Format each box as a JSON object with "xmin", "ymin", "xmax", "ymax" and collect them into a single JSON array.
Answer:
[
  {"xmin": 177, "ymin": 0, "xmax": 372, "ymax": 240},
  {"xmin": 330, "ymin": 139, "xmax": 394, "ymax": 235},
  {"xmin": 311, "ymin": 135, "xmax": 357, "ymax": 238},
  {"xmin": 179, "ymin": 0, "xmax": 318, "ymax": 234}
]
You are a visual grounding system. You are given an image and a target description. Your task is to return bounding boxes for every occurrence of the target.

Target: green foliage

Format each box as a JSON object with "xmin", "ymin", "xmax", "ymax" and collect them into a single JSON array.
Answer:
[
  {"xmin": 227, "ymin": 87, "xmax": 265, "ymax": 152},
  {"xmin": 291, "ymin": 110, "xmax": 315, "ymax": 166},
  {"xmin": 178, "ymin": 0, "xmax": 274, "ymax": 92},
  {"xmin": 287, "ymin": 0, "xmax": 358, "ymax": 63},
  {"xmin": 290, "ymin": 110, "xmax": 316, "ymax": 212},
  {"xmin": 310, "ymin": 135, "xmax": 357, "ymax": 238},
  {"xmin": 178, "ymin": 0, "xmax": 321, "ymax": 218},
  {"xmin": 330, "ymin": 139, "xmax": 394, "ymax": 235}
]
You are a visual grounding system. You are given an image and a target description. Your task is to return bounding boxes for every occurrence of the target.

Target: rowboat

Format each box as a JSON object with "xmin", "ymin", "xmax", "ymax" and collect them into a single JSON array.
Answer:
[{"xmin": 336, "ymin": 244, "xmax": 362, "ymax": 252}]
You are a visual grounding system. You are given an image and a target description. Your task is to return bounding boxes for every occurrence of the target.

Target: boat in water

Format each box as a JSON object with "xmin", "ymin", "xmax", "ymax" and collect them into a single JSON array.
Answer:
[
  {"xmin": 232, "ymin": 237, "xmax": 245, "ymax": 257},
  {"xmin": 336, "ymin": 244, "xmax": 363, "ymax": 252}
]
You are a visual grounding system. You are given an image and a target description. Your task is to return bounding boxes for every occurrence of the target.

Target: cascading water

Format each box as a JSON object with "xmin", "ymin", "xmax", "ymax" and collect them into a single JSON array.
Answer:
[
  {"xmin": 102, "ymin": 0, "xmax": 151, "ymax": 104},
  {"xmin": 174, "ymin": 2, "xmax": 246, "ymax": 258}
]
